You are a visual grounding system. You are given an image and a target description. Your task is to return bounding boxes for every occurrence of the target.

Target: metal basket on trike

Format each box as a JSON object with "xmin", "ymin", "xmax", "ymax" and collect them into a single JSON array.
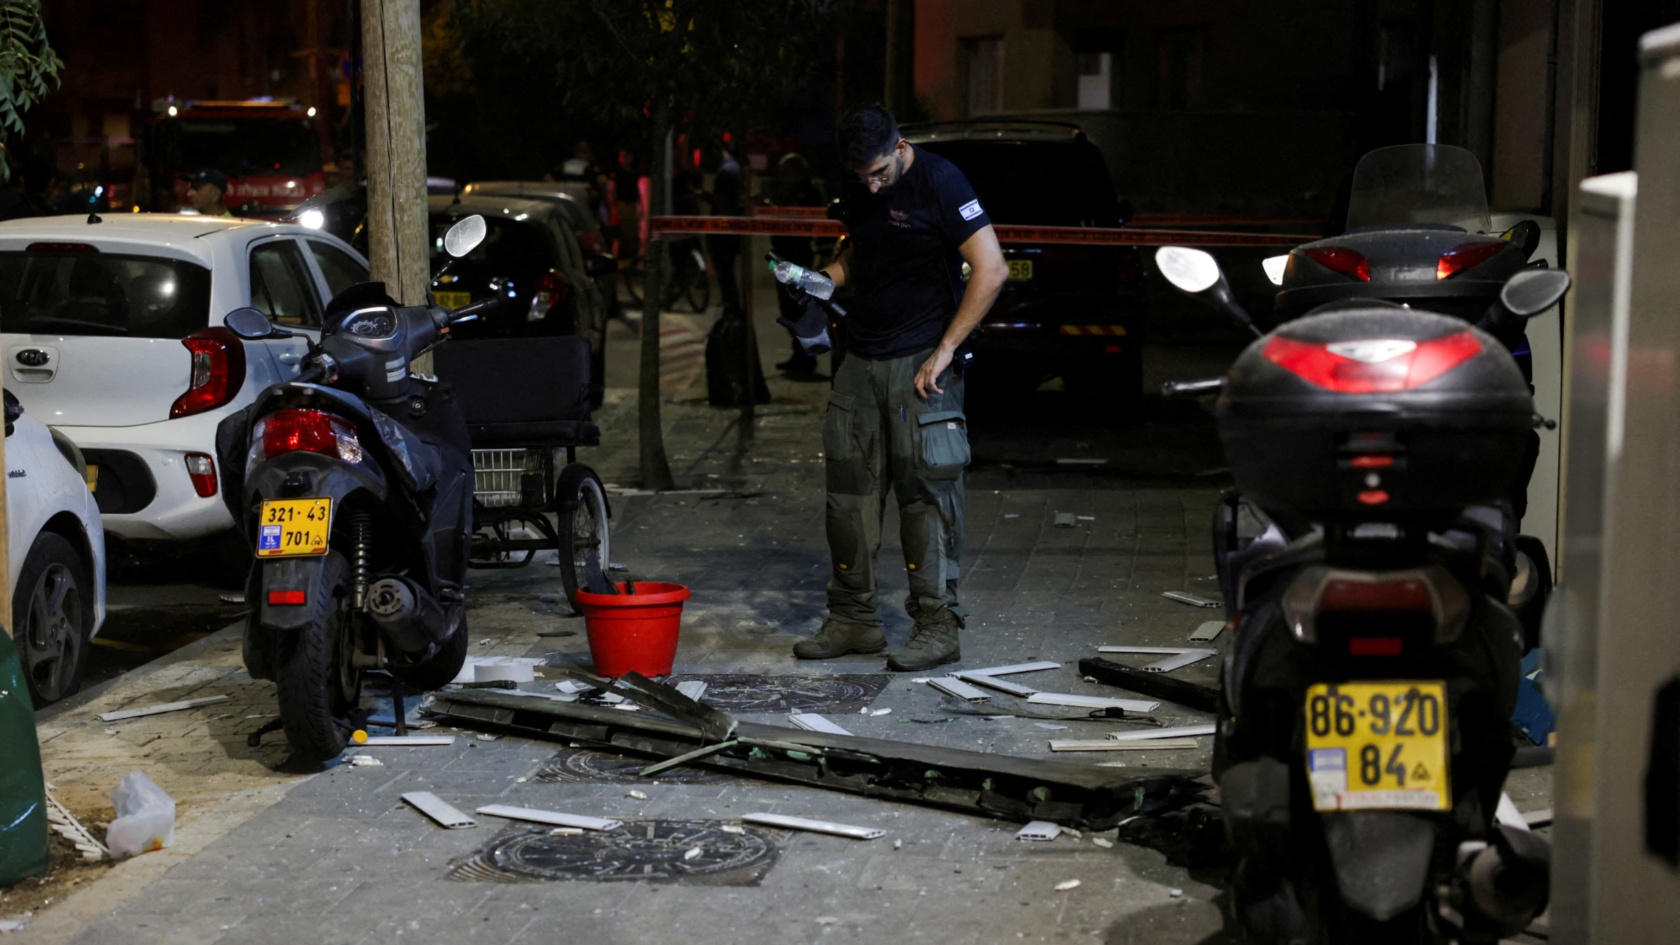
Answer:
[{"xmin": 434, "ymin": 335, "xmax": 610, "ymax": 607}]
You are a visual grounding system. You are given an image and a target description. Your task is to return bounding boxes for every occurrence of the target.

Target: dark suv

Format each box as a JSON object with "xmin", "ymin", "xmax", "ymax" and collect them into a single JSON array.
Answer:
[{"xmin": 902, "ymin": 120, "xmax": 1143, "ymax": 402}]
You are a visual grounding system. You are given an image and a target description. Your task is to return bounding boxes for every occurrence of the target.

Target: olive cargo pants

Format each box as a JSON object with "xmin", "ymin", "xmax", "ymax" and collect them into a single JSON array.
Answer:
[{"xmin": 824, "ymin": 348, "xmax": 969, "ymax": 628}]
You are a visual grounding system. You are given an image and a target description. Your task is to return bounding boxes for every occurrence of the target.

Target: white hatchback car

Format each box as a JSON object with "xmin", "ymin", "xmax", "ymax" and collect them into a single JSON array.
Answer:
[
  {"xmin": 3, "ymin": 392, "xmax": 107, "ymax": 706},
  {"xmin": 0, "ymin": 214, "xmax": 370, "ymax": 568}
]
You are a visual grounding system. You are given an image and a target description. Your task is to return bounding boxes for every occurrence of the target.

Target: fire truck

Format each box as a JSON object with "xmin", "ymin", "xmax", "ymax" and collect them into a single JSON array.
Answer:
[{"xmin": 139, "ymin": 98, "xmax": 334, "ymax": 216}]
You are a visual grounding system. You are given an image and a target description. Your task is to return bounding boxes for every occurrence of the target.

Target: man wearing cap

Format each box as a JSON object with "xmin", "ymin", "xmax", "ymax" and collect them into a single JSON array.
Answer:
[{"xmin": 186, "ymin": 169, "xmax": 233, "ymax": 217}]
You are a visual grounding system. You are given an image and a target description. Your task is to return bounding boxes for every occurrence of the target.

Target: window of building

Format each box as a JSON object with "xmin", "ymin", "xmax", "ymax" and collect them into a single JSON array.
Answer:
[
  {"xmin": 1159, "ymin": 28, "xmax": 1209, "ymax": 110},
  {"xmin": 1078, "ymin": 52, "xmax": 1113, "ymax": 110},
  {"xmin": 965, "ymin": 37, "xmax": 1005, "ymax": 115}
]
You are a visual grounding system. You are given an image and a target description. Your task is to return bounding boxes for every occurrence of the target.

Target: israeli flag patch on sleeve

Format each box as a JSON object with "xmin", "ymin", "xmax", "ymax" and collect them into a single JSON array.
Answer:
[{"xmin": 958, "ymin": 199, "xmax": 983, "ymax": 221}]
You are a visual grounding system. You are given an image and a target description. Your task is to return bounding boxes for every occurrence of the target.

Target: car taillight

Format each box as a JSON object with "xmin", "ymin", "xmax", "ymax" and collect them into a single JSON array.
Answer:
[
  {"xmin": 184, "ymin": 452, "xmax": 217, "ymax": 497},
  {"xmin": 257, "ymin": 408, "xmax": 362, "ymax": 461},
  {"xmin": 1301, "ymin": 246, "xmax": 1371, "ymax": 282},
  {"xmin": 1436, "ymin": 241, "xmax": 1506, "ymax": 280},
  {"xmin": 530, "ymin": 270, "xmax": 569, "ymax": 321},
  {"xmin": 170, "ymin": 328, "xmax": 246, "ymax": 418},
  {"xmin": 1262, "ymin": 331, "xmax": 1483, "ymax": 393},
  {"xmin": 268, "ymin": 590, "xmax": 307, "ymax": 606}
]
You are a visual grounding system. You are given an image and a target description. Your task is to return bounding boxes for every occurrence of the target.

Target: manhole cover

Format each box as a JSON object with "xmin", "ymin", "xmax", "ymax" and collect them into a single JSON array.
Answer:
[
  {"xmin": 665, "ymin": 673, "xmax": 890, "ymax": 714},
  {"xmin": 449, "ymin": 820, "xmax": 783, "ymax": 885},
  {"xmin": 532, "ymin": 748, "xmax": 735, "ymax": 785}
]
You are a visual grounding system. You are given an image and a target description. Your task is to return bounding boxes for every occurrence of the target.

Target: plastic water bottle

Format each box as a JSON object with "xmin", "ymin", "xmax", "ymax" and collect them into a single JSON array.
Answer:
[{"xmin": 768, "ymin": 260, "xmax": 835, "ymax": 300}]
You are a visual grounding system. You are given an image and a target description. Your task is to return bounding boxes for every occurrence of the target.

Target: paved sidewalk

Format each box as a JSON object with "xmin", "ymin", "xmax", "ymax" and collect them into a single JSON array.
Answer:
[{"xmin": 9, "ymin": 292, "xmax": 1551, "ymax": 944}]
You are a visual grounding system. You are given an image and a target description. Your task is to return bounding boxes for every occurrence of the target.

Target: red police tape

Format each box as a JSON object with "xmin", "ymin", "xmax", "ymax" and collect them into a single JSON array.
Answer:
[{"xmin": 652, "ymin": 214, "xmax": 1308, "ymax": 248}]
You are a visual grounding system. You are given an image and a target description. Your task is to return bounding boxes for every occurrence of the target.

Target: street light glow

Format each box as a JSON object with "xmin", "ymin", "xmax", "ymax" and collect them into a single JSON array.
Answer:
[{"xmin": 299, "ymin": 209, "xmax": 325, "ymax": 230}]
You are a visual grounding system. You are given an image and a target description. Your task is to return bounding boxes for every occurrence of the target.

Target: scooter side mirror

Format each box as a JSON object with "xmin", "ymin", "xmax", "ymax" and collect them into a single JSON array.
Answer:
[
  {"xmin": 1155, "ymin": 246, "xmax": 1262, "ymax": 337},
  {"xmin": 1499, "ymin": 268, "xmax": 1571, "ymax": 318},
  {"xmin": 443, "ymin": 214, "xmax": 487, "ymax": 258},
  {"xmin": 224, "ymin": 306, "xmax": 277, "ymax": 339}
]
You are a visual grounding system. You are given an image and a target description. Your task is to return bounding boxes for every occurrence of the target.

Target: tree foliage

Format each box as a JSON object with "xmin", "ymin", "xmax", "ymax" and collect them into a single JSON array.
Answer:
[
  {"xmin": 0, "ymin": 0, "xmax": 59, "ymax": 146},
  {"xmin": 450, "ymin": 0, "xmax": 839, "ymax": 152}
]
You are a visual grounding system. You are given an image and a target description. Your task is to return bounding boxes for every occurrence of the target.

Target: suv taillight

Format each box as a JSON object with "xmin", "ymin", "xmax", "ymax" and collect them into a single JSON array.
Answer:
[
  {"xmin": 257, "ymin": 408, "xmax": 362, "ymax": 461},
  {"xmin": 170, "ymin": 328, "xmax": 246, "ymax": 418},
  {"xmin": 530, "ymin": 270, "xmax": 569, "ymax": 321}
]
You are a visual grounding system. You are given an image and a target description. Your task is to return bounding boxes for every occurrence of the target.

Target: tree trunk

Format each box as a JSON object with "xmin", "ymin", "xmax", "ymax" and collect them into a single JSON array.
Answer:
[
  {"xmin": 361, "ymin": 0, "xmax": 429, "ymax": 304},
  {"xmin": 637, "ymin": 120, "xmax": 675, "ymax": 491}
]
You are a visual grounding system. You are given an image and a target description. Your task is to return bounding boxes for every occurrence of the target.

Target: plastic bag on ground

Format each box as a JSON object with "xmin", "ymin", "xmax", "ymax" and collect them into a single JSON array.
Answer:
[
  {"xmin": 0, "ymin": 631, "xmax": 48, "ymax": 885},
  {"xmin": 106, "ymin": 770, "xmax": 174, "ymax": 857}
]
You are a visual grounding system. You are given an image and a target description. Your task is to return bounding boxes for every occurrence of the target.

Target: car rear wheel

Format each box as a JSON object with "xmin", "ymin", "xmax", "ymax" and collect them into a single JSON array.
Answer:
[{"xmin": 13, "ymin": 532, "xmax": 92, "ymax": 707}]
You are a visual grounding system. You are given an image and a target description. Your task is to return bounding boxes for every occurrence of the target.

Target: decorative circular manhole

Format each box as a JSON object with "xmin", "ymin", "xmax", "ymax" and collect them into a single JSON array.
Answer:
[
  {"xmin": 532, "ymin": 748, "xmax": 732, "ymax": 785},
  {"xmin": 664, "ymin": 673, "xmax": 890, "ymax": 714},
  {"xmin": 449, "ymin": 820, "xmax": 782, "ymax": 885}
]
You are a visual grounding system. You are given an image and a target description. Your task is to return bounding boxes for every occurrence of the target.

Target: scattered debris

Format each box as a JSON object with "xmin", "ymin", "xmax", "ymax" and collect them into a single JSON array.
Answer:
[
  {"xmin": 1054, "ymin": 512, "xmax": 1077, "ymax": 528},
  {"xmin": 1108, "ymin": 725, "xmax": 1215, "ymax": 741},
  {"xmin": 870, "ymin": 708, "xmax": 892, "ymax": 717},
  {"xmin": 742, "ymin": 813, "xmax": 884, "ymax": 840},
  {"xmin": 964, "ymin": 661, "xmax": 1060, "ymax": 677},
  {"xmin": 403, "ymin": 792, "xmax": 477, "ymax": 829},
  {"xmin": 347, "ymin": 755, "xmax": 385, "ymax": 767},
  {"xmin": 548, "ymin": 827, "xmax": 584, "ymax": 836},
  {"xmin": 674, "ymin": 680, "xmax": 709, "ymax": 702},
  {"xmin": 1055, "ymin": 879, "xmax": 1082, "ymax": 891},
  {"xmin": 454, "ymin": 656, "xmax": 545, "ymax": 684},
  {"xmin": 1097, "ymin": 646, "xmax": 1217, "ymax": 673},
  {"xmin": 44, "ymin": 784, "xmax": 107, "ymax": 861},
  {"xmin": 1004, "ymin": 513, "xmax": 1020, "ymax": 519},
  {"xmin": 640, "ymin": 739, "xmax": 741, "ymax": 777},
  {"xmin": 556, "ymin": 679, "xmax": 594, "ymax": 694},
  {"xmin": 1035, "ymin": 723, "xmax": 1069, "ymax": 731},
  {"xmin": 788, "ymin": 713, "xmax": 854, "ymax": 736},
  {"xmin": 1522, "ymin": 808, "xmax": 1554, "ymax": 829},
  {"xmin": 1051, "ymin": 738, "xmax": 1200, "ymax": 752},
  {"xmin": 953, "ymin": 673, "xmax": 1038, "ymax": 698},
  {"xmin": 570, "ymin": 669, "xmax": 737, "ymax": 742},
  {"xmin": 1026, "ymin": 692, "xmax": 1160, "ymax": 713},
  {"xmin": 1190, "ymin": 620, "xmax": 1225, "ymax": 642},
  {"xmin": 1063, "ymin": 826, "xmax": 1083, "ymax": 838},
  {"xmin": 426, "ymin": 685, "xmax": 1207, "ymax": 829},
  {"xmin": 1079, "ymin": 657, "xmax": 1223, "ymax": 714},
  {"xmin": 1057, "ymin": 458, "xmax": 1108, "ymax": 466},
  {"xmin": 928, "ymin": 677, "xmax": 992, "ymax": 702},
  {"xmin": 1169, "ymin": 887, "xmax": 1184, "ymax": 898},
  {"xmin": 475, "ymin": 659, "xmax": 536, "ymax": 684},
  {"xmin": 1163, "ymin": 591, "xmax": 1220, "ymax": 608},
  {"xmin": 106, "ymin": 770, "xmax": 175, "ymax": 858},
  {"xmin": 893, "ymin": 839, "xmax": 902, "ymax": 849},
  {"xmin": 1077, "ymin": 515, "xmax": 1095, "ymax": 521},
  {"xmin": 720, "ymin": 824, "xmax": 746, "ymax": 835},
  {"xmin": 0, "ymin": 919, "xmax": 28, "ymax": 933},
  {"xmin": 815, "ymin": 916, "xmax": 840, "ymax": 925},
  {"xmin": 360, "ymin": 736, "xmax": 456, "ymax": 746},
  {"xmin": 474, "ymin": 805, "xmax": 623, "ymax": 831},
  {"xmin": 1092, "ymin": 837, "xmax": 1114, "ymax": 849},
  {"xmin": 1017, "ymin": 821, "xmax": 1063, "ymax": 841},
  {"xmin": 95, "ymin": 695, "xmax": 229, "ymax": 723},
  {"xmin": 476, "ymin": 733, "xmax": 500, "ymax": 742},
  {"xmin": 684, "ymin": 846, "xmax": 703, "ymax": 861},
  {"xmin": 628, "ymin": 790, "xmax": 648, "ymax": 800}
]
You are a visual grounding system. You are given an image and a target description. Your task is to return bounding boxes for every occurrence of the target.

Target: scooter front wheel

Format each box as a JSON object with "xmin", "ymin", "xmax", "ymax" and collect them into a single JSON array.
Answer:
[{"xmin": 275, "ymin": 551, "xmax": 360, "ymax": 762}]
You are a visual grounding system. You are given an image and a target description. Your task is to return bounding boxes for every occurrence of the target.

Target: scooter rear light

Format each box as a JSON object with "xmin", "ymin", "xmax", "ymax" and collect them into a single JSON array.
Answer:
[
  {"xmin": 1301, "ymin": 246, "xmax": 1370, "ymax": 282},
  {"xmin": 1348, "ymin": 636, "xmax": 1404, "ymax": 656},
  {"xmin": 1262, "ymin": 331, "xmax": 1483, "ymax": 393},
  {"xmin": 258, "ymin": 408, "xmax": 362, "ymax": 462},
  {"xmin": 530, "ymin": 270, "xmax": 568, "ymax": 321},
  {"xmin": 267, "ymin": 590, "xmax": 307, "ymax": 606},
  {"xmin": 170, "ymin": 328, "xmax": 246, "ymax": 418},
  {"xmin": 1436, "ymin": 241, "xmax": 1507, "ymax": 280},
  {"xmin": 1320, "ymin": 576, "xmax": 1434, "ymax": 612},
  {"xmin": 184, "ymin": 452, "xmax": 217, "ymax": 498}
]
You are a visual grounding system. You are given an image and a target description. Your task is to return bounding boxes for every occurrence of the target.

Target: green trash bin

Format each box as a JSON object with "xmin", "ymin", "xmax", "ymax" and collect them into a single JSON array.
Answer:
[{"xmin": 0, "ymin": 627, "xmax": 48, "ymax": 886}]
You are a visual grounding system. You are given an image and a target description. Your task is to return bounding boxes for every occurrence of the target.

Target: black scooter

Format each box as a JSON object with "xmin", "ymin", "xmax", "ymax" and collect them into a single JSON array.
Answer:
[
  {"xmin": 1158, "ymin": 245, "xmax": 1566, "ymax": 943},
  {"xmin": 219, "ymin": 215, "xmax": 495, "ymax": 761}
]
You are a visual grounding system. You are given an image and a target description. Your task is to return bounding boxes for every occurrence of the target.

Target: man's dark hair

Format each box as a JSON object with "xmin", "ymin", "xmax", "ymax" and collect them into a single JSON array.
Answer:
[{"xmin": 838, "ymin": 104, "xmax": 900, "ymax": 169}]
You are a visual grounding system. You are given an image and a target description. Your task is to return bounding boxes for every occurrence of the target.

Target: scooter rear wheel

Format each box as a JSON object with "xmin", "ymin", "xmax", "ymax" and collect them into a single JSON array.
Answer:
[
  {"xmin": 557, "ymin": 466, "xmax": 611, "ymax": 612},
  {"xmin": 275, "ymin": 552, "xmax": 359, "ymax": 762}
]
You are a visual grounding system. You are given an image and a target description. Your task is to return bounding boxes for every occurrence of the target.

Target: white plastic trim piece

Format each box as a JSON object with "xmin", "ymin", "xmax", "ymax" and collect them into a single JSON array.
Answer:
[
  {"xmin": 96, "ymin": 695, "xmax": 229, "ymax": 722},
  {"xmin": 1142, "ymin": 650, "xmax": 1217, "ymax": 673},
  {"xmin": 741, "ymin": 813, "xmax": 885, "ymax": 840},
  {"xmin": 1190, "ymin": 621, "xmax": 1225, "ymax": 642},
  {"xmin": 1016, "ymin": 820, "xmax": 1063, "ymax": 841},
  {"xmin": 360, "ymin": 736, "xmax": 456, "ymax": 746},
  {"xmin": 928, "ymin": 677, "xmax": 991, "ymax": 701},
  {"xmin": 951, "ymin": 672, "xmax": 1037, "ymax": 698},
  {"xmin": 475, "ymin": 805, "xmax": 623, "ymax": 831},
  {"xmin": 403, "ymin": 792, "xmax": 477, "ymax": 829},
  {"xmin": 1097, "ymin": 646, "xmax": 1200, "ymax": 655},
  {"xmin": 675, "ymin": 681, "xmax": 709, "ymax": 701},
  {"xmin": 964, "ymin": 661, "xmax": 1060, "ymax": 677},
  {"xmin": 786, "ymin": 713, "xmax": 854, "ymax": 736},
  {"xmin": 1026, "ymin": 692, "xmax": 1159, "ymax": 713},
  {"xmin": 1106, "ymin": 724, "xmax": 1215, "ymax": 741},
  {"xmin": 1162, "ymin": 591, "xmax": 1220, "ymax": 608},
  {"xmin": 1050, "ymin": 738, "xmax": 1200, "ymax": 752}
]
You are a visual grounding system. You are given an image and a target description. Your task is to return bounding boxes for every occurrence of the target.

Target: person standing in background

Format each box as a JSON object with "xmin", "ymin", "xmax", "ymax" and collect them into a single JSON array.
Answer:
[{"xmin": 706, "ymin": 140, "xmax": 744, "ymax": 311}]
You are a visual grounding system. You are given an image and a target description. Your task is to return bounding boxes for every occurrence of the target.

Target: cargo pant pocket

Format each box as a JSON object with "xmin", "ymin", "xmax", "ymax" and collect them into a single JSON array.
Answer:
[
  {"xmin": 825, "ymin": 391, "xmax": 868, "ymax": 494},
  {"xmin": 915, "ymin": 410, "xmax": 970, "ymax": 480}
]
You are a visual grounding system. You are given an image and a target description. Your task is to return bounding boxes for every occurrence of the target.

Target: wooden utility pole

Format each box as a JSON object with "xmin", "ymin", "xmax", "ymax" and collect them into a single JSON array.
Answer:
[{"xmin": 361, "ymin": 0, "xmax": 429, "ymax": 307}]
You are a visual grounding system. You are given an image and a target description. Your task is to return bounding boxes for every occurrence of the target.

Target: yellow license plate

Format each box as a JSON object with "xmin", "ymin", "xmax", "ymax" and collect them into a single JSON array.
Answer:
[
  {"xmin": 1304, "ymin": 681, "xmax": 1450, "ymax": 811},
  {"xmin": 85, "ymin": 464, "xmax": 98, "ymax": 493},
  {"xmin": 1007, "ymin": 259, "xmax": 1034, "ymax": 280},
  {"xmin": 256, "ymin": 498, "xmax": 333, "ymax": 558},
  {"xmin": 434, "ymin": 290, "xmax": 473, "ymax": 309}
]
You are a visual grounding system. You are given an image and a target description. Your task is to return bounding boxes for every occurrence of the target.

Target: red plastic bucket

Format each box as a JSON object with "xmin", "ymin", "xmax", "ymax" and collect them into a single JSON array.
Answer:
[{"xmin": 575, "ymin": 582, "xmax": 691, "ymax": 677}]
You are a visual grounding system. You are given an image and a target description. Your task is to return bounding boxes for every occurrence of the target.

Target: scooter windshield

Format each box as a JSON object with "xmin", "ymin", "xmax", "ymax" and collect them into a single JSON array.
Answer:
[{"xmin": 1344, "ymin": 144, "xmax": 1491, "ymax": 234}]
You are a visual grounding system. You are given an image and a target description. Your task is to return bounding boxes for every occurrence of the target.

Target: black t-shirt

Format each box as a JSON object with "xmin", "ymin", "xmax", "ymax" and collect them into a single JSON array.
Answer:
[{"xmin": 842, "ymin": 147, "xmax": 991, "ymax": 360}]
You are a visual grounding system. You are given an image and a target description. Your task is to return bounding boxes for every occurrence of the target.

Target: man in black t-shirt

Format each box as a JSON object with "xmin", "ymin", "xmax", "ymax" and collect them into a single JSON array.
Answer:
[{"xmin": 791, "ymin": 105, "xmax": 1008, "ymax": 671}]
